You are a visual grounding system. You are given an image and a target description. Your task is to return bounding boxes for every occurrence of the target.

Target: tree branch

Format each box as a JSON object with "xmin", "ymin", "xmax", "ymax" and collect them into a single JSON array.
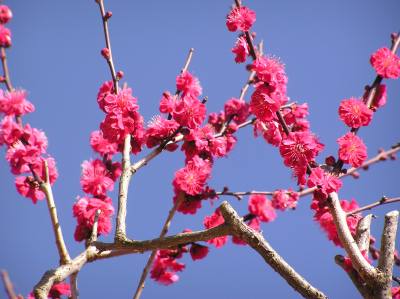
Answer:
[
  {"xmin": 327, "ymin": 192, "xmax": 379, "ymax": 283},
  {"xmin": 347, "ymin": 196, "xmax": 400, "ymax": 216},
  {"xmin": 40, "ymin": 161, "xmax": 71, "ymax": 265},
  {"xmin": 355, "ymin": 214, "xmax": 373, "ymax": 252},
  {"xmin": 115, "ymin": 134, "xmax": 132, "ymax": 241},
  {"xmin": 376, "ymin": 210, "xmax": 399, "ymax": 298},
  {"xmin": 35, "ymin": 202, "xmax": 326, "ymax": 299}
]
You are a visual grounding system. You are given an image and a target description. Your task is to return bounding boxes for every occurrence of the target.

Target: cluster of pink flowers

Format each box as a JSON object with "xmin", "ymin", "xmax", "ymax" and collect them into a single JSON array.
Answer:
[
  {"xmin": 0, "ymin": 5, "xmax": 12, "ymax": 48},
  {"xmin": 150, "ymin": 236, "xmax": 209, "ymax": 285},
  {"xmin": 98, "ymin": 81, "xmax": 145, "ymax": 154},
  {"xmin": 0, "ymin": 87, "xmax": 59, "ymax": 204}
]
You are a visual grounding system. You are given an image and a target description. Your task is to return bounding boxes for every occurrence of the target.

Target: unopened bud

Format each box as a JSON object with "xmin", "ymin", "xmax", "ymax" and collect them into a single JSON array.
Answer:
[
  {"xmin": 325, "ymin": 155, "xmax": 336, "ymax": 166},
  {"xmin": 101, "ymin": 48, "xmax": 110, "ymax": 60},
  {"xmin": 350, "ymin": 171, "xmax": 360, "ymax": 179},
  {"xmin": 391, "ymin": 32, "xmax": 399, "ymax": 43},
  {"xmin": 0, "ymin": 76, "xmax": 5, "ymax": 82},
  {"xmin": 105, "ymin": 11, "xmax": 113, "ymax": 20},
  {"xmin": 0, "ymin": 5, "xmax": 12, "ymax": 25},
  {"xmin": 116, "ymin": 70, "xmax": 124, "ymax": 80}
]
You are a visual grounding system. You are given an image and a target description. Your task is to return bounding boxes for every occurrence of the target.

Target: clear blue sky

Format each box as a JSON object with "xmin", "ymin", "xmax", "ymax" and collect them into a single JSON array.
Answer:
[{"xmin": 1, "ymin": 0, "xmax": 399, "ymax": 298}]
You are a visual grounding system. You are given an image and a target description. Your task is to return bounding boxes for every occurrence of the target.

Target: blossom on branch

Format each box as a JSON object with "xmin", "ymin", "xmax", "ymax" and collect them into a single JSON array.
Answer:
[
  {"xmin": 370, "ymin": 47, "xmax": 400, "ymax": 79},
  {"xmin": 226, "ymin": 6, "xmax": 256, "ymax": 32}
]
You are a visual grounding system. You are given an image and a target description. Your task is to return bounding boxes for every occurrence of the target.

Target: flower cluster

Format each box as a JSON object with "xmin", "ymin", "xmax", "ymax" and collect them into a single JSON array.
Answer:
[
  {"xmin": 150, "ymin": 236, "xmax": 209, "ymax": 285},
  {"xmin": 0, "ymin": 86, "xmax": 59, "ymax": 204},
  {"xmin": 98, "ymin": 81, "xmax": 145, "ymax": 154}
]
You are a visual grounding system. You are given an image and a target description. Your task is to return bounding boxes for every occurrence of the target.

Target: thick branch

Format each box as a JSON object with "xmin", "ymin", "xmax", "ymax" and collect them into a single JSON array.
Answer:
[
  {"xmin": 327, "ymin": 192, "xmax": 379, "ymax": 283},
  {"xmin": 355, "ymin": 214, "xmax": 373, "ymax": 252},
  {"xmin": 218, "ymin": 201, "xmax": 327, "ymax": 299},
  {"xmin": 376, "ymin": 211, "xmax": 399, "ymax": 297}
]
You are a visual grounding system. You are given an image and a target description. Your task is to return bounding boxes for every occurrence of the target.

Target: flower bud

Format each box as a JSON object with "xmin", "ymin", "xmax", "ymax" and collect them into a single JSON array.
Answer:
[{"xmin": 101, "ymin": 48, "xmax": 110, "ymax": 60}]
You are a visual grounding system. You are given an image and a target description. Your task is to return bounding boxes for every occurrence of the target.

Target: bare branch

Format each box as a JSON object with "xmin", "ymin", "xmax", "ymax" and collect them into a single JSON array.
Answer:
[
  {"xmin": 40, "ymin": 163, "xmax": 70, "ymax": 265},
  {"xmin": 96, "ymin": 0, "xmax": 118, "ymax": 91},
  {"xmin": 327, "ymin": 192, "xmax": 378, "ymax": 283},
  {"xmin": 115, "ymin": 134, "xmax": 132, "ymax": 241},
  {"xmin": 0, "ymin": 47, "xmax": 13, "ymax": 91},
  {"xmin": 69, "ymin": 273, "xmax": 79, "ymax": 299},
  {"xmin": 355, "ymin": 214, "xmax": 373, "ymax": 252},
  {"xmin": 219, "ymin": 201, "xmax": 327, "ymax": 299},
  {"xmin": 347, "ymin": 197, "xmax": 400, "ymax": 216},
  {"xmin": 377, "ymin": 210, "xmax": 399, "ymax": 297}
]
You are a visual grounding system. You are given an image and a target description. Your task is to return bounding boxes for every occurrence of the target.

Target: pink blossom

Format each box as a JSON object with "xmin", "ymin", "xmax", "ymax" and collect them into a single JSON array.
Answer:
[
  {"xmin": 48, "ymin": 282, "xmax": 71, "ymax": 299},
  {"xmin": 338, "ymin": 98, "xmax": 373, "ymax": 128},
  {"xmin": 182, "ymin": 125, "xmax": 214, "ymax": 159},
  {"xmin": 189, "ymin": 243, "xmax": 209, "ymax": 261},
  {"xmin": 90, "ymin": 130, "xmax": 118, "ymax": 156},
  {"xmin": 172, "ymin": 96, "xmax": 206, "ymax": 129},
  {"xmin": 232, "ymin": 35, "xmax": 250, "ymax": 63},
  {"xmin": 145, "ymin": 115, "xmax": 180, "ymax": 149},
  {"xmin": 73, "ymin": 196, "xmax": 114, "ymax": 241},
  {"xmin": 209, "ymin": 136, "xmax": 228, "ymax": 158},
  {"xmin": 370, "ymin": 47, "xmax": 400, "ymax": 79},
  {"xmin": 204, "ymin": 208, "xmax": 228, "ymax": 248},
  {"xmin": 307, "ymin": 167, "xmax": 342, "ymax": 201},
  {"xmin": 173, "ymin": 156, "xmax": 211, "ymax": 196},
  {"xmin": 100, "ymin": 110, "xmax": 144, "ymax": 147},
  {"xmin": 102, "ymin": 85, "xmax": 139, "ymax": 115},
  {"xmin": 337, "ymin": 132, "xmax": 367, "ymax": 167},
  {"xmin": 0, "ymin": 5, "xmax": 12, "ymax": 25},
  {"xmin": 279, "ymin": 131, "xmax": 324, "ymax": 169},
  {"xmin": 0, "ymin": 116, "xmax": 22, "ymax": 146},
  {"xmin": 251, "ymin": 56, "xmax": 288, "ymax": 89},
  {"xmin": 392, "ymin": 287, "xmax": 400, "ymax": 299},
  {"xmin": 159, "ymin": 91, "xmax": 175, "ymax": 114},
  {"xmin": 176, "ymin": 71, "xmax": 202, "ymax": 100},
  {"xmin": 151, "ymin": 249, "xmax": 186, "ymax": 285},
  {"xmin": 248, "ymin": 194, "xmax": 276, "ymax": 222},
  {"xmin": 80, "ymin": 159, "xmax": 115, "ymax": 197},
  {"xmin": 226, "ymin": 6, "xmax": 256, "ymax": 32},
  {"xmin": 0, "ymin": 89, "xmax": 34, "ymax": 116},
  {"xmin": 0, "ymin": 25, "xmax": 11, "ymax": 47},
  {"xmin": 250, "ymin": 85, "xmax": 283, "ymax": 122},
  {"xmin": 271, "ymin": 189, "xmax": 299, "ymax": 211},
  {"xmin": 97, "ymin": 81, "xmax": 114, "ymax": 112},
  {"xmin": 15, "ymin": 176, "xmax": 45, "ymax": 204},
  {"xmin": 173, "ymin": 189, "xmax": 202, "ymax": 215},
  {"xmin": 253, "ymin": 119, "xmax": 283, "ymax": 147},
  {"xmin": 6, "ymin": 128, "xmax": 48, "ymax": 174},
  {"xmin": 224, "ymin": 97, "xmax": 249, "ymax": 124}
]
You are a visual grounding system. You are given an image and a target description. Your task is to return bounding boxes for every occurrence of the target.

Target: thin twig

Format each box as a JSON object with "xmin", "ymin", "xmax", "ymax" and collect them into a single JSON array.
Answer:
[
  {"xmin": 69, "ymin": 273, "xmax": 79, "ymax": 299},
  {"xmin": 0, "ymin": 47, "xmax": 13, "ymax": 91},
  {"xmin": 132, "ymin": 193, "xmax": 185, "ymax": 299},
  {"xmin": 1, "ymin": 270, "xmax": 17, "ymax": 299},
  {"xmin": 347, "ymin": 196, "xmax": 400, "ymax": 216},
  {"xmin": 96, "ymin": 0, "xmax": 118, "ymax": 91}
]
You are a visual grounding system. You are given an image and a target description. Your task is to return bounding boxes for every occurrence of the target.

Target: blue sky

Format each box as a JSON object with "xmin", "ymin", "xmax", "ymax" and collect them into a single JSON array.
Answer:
[{"xmin": 1, "ymin": 0, "xmax": 399, "ymax": 298}]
